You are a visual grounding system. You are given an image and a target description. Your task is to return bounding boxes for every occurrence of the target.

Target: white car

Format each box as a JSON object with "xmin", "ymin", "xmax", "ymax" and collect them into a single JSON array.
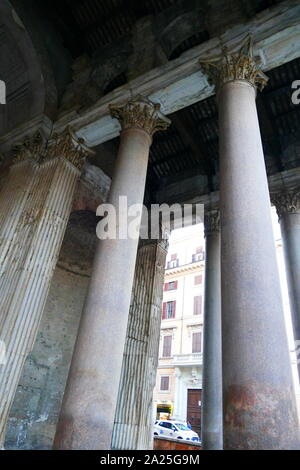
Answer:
[{"xmin": 153, "ymin": 419, "xmax": 200, "ymax": 442}]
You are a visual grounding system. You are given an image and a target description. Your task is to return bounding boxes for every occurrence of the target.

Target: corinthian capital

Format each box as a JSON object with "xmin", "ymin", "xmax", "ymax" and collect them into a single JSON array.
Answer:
[
  {"xmin": 109, "ymin": 95, "xmax": 170, "ymax": 136},
  {"xmin": 47, "ymin": 127, "xmax": 94, "ymax": 170},
  {"xmin": 12, "ymin": 131, "xmax": 44, "ymax": 164},
  {"xmin": 204, "ymin": 209, "xmax": 220, "ymax": 235},
  {"xmin": 271, "ymin": 188, "xmax": 300, "ymax": 219},
  {"xmin": 199, "ymin": 36, "xmax": 268, "ymax": 93}
]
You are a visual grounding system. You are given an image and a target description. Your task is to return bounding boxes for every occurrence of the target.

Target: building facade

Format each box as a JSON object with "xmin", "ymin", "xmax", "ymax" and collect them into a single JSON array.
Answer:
[{"xmin": 154, "ymin": 225, "xmax": 204, "ymax": 436}]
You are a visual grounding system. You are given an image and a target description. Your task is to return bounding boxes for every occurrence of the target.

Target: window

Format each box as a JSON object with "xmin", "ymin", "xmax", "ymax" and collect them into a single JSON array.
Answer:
[
  {"xmin": 167, "ymin": 253, "xmax": 179, "ymax": 269},
  {"xmin": 192, "ymin": 246, "xmax": 204, "ymax": 262},
  {"xmin": 192, "ymin": 332, "xmax": 202, "ymax": 353},
  {"xmin": 193, "ymin": 296, "xmax": 202, "ymax": 315},
  {"xmin": 164, "ymin": 280, "xmax": 178, "ymax": 291},
  {"xmin": 159, "ymin": 420, "xmax": 173, "ymax": 428},
  {"xmin": 160, "ymin": 376, "xmax": 170, "ymax": 391},
  {"xmin": 167, "ymin": 259, "xmax": 179, "ymax": 269},
  {"xmin": 194, "ymin": 275, "xmax": 202, "ymax": 286},
  {"xmin": 162, "ymin": 301, "xmax": 176, "ymax": 319},
  {"xmin": 162, "ymin": 335, "xmax": 172, "ymax": 357}
]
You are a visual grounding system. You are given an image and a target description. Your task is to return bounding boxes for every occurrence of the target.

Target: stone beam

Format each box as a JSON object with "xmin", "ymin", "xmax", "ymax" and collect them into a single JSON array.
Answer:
[{"xmin": 54, "ymin": 0, "xmax": 300, "ymax": 147}]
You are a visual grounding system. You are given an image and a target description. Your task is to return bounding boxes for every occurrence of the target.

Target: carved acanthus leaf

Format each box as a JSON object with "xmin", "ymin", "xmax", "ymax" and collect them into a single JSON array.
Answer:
[
  {"xmin": 200, "ymin": 36, "xmax": 268, "ymax": 92},
  {"xmin": 12, "ymin": 128, "xmax": 93, "ymax": 170},
  {"xmin": 204, "ymin": 209, "xmax": 220, "ymax": 235},
  {"xmin": 271, "ymin": 188, "xmax": 300, "ymax": 219},
  {"xmin": 109, "ymin": 95, "xmax": 170, "ymax": 136},
  {"xmin": 47, "ymin": 127, "xmax": 94, "ymax": 170},
  {"xmin": 12, "ymin": 131, "xmax": 44, "ymax": 163}
]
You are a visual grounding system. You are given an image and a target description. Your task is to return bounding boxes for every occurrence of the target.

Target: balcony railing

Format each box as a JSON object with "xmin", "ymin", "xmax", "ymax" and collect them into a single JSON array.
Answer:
[{"xmin": 172, "ymin": 352, "xmax": 203, "ymax": 366}]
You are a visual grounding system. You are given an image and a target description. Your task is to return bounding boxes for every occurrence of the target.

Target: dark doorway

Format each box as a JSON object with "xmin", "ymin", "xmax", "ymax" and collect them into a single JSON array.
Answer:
[{"xmin": 187, "ymin": 389, "xmax": 201, "ymax": 435}]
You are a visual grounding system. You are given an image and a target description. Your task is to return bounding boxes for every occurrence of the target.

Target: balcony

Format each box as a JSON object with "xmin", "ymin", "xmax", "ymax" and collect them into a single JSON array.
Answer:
[{"xmin": 172, "ymin": 352, "xmax": 203, "ymax": 367}]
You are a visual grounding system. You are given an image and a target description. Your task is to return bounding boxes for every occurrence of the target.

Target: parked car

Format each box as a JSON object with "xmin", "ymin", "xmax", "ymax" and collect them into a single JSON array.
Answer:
[{"xmin": 153, "ymin": 419, "xmax": 200, "ymax": 442}]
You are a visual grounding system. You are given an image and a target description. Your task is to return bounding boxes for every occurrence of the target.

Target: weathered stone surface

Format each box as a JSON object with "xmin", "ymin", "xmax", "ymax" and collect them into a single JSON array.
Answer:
[
  {"xmin": 0, "ymin": 129, "xmax": 90, "ymax": 446},
  {"xmin": 219, "ymin": 78, "xmax": 300, "ymax": 449}
]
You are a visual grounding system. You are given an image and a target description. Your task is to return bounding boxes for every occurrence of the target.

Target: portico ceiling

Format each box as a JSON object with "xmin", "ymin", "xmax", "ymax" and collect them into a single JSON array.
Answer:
[
  {"xmin": 3, "ymin": 0, "xmax": 300, "ymax": 204},
  {"xmin": 101, "ymin": 56, "xmax": 300, "ymax": 198},
  {"xmin": 149, "ymin": 56, "xmax": 300, "ymax": 189},
  {"xmin": 41, "ymin": 0, "xmax": 285, "ymax": 57}
]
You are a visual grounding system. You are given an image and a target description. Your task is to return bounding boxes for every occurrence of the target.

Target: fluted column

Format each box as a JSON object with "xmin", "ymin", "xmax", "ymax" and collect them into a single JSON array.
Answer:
[
  {"xmin": 0, "ymin": 133, "xmax": 42, "ymax": 276},
  {"xmin": 201, "ymin": 37, "xmax": 300, "ymax": 449},
  {"xmin": 111, "ymin": 237, "xmax": 168, "ymax": 450},
  {"xmin": 272, "ymin": 188, "xmax": 300, "ymax": 380},
  {"xmin": 0, "ymin": 129, "xmax": 91, "ymax": 446},
  {"xmin": 201, "ymin": 209, "xmax": 222, "ymax": 450},
  {"xmin": 54, "ymin": 96, "xmax": 170, "ymax": 450}
]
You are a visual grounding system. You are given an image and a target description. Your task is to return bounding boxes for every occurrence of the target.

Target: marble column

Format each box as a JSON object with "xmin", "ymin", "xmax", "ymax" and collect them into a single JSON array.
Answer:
[
  {"xmin": 201, "ymin": 209, "xmax": 222, "ymax": 450},
  {"xmin": 111, "ymin": 236, "xmax": 168, "ymax": 450},
  {"xmin": 0, "ymin": 128, "xmax": 91, "ymax": 446},
  {"xmin": 201, "ymin": 37, "xmax": 300, "ymax": 449},
  {"xmin": 53, "ymin": 96, "xmax": 170, "ymax": 450},
  {"xmin": 272, "ymin": 188, "xmax": 300, "ymax": 379}
]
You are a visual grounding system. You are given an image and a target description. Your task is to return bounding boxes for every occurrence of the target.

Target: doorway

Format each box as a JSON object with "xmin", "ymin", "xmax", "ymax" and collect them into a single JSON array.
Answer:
[{"xmin": 187, "ymin": 389, "xmax": 201, "ymax": 435}]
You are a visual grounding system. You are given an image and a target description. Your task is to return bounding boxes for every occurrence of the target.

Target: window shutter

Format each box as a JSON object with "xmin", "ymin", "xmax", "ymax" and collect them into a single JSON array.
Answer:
[
  {"xmin": 163, "ymin": 335, "xmax": 172, "ymax": 357},
  {"xmin": 164, "ymin": 282, "xmax": 168, "ymax": 291},
  {"xmin": 192, "ymin": 332, "xmax": 201, "ymax": 353},
  {"xmin": 162, "ymin": 302, "xmax": 166, "ymax": 319},
  {"xmin": 174, "ymin": 280, "xmax": 178, "ymax": 289},
  {"xmin": 194, "ymin": 275, "xmax": 202, "ymax": 285},
  {"xmin": 160, "ymin": 376, "xmax": 169, "ymax": 391},
  {"xmin": 194, "ymin": 296, "xmax": 202, "ymax": 315},
  {"xmin": 173, "ymin": 300, "xmax": 176, "ymax": 317}
]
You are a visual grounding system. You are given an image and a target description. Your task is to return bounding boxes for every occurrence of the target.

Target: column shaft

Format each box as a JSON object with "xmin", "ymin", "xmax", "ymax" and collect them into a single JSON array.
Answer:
[
  {"xmin": 201, "ymin": 211, "xmax": 222, "ymax": 450},
  {"xmin": 112, "ymin": 239, "xmax": 167, "ymax": 450},
  {"xmin": 54, "ymin": 129, "xmax": 151, "ymax": 450},
  {"xmin": 53, "ymin": 97, "xmax": 169, "ymax": 450},
  {"xmin": 219, "ymin": 79, "xmax": 299, "ymax": 449}
]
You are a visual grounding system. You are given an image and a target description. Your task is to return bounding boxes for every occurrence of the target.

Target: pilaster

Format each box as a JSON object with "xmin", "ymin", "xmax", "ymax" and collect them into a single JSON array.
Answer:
[{"xmin": 0, "ymin": 127, "xmax": 92, "ymax": 446}]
